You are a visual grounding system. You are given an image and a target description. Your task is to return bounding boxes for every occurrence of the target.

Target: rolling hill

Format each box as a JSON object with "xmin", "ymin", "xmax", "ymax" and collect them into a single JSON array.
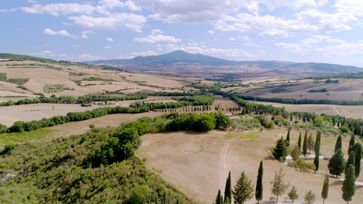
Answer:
[{"xmin": 87, "ymin": 50, "xmax": 363, "ymax": 75}]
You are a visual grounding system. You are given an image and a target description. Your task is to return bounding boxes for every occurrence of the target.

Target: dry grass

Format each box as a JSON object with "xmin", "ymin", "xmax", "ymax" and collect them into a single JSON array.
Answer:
[
  {"xmin": 138, "ymin": 128, "xmax": 363, "ymax": 204},
  {"xmin": 254, "ymin": 101, "xmax": 363, "ymax": 119},
  {"xmin": 233, "ymin": 79, "xmax": 363, "ymax": 101}
]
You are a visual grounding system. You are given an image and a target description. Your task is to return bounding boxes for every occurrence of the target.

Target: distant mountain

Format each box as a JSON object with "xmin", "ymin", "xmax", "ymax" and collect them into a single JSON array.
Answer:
[{"xmin": 86, "ymin": 50, "xmax": 363, "ymax": 74}]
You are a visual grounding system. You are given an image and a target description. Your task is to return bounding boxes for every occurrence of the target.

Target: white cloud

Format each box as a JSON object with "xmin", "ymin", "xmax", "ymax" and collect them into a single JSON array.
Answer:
[
  {"xmin": 23, "ymin": 3, "xmax": 99, "ymax": 16},
  {"xmin": 68, "ymin": 13, "xmax": 146, "ymax": 31},
  {"xmin": 27, "ymin": 0, "xmax": 37, "ymax": 3},
  {"xmin": 208, "ymin": 30, "xmax": 215, "ymax": 34},
  {"xmin": 43, "ymin": 28, "xmax": 73, "ymax": 37},
  {"xmin": 134, "ymin": 29, "xmax": 181, "ymax": 43},
  {"xmin": 106, "ymin": 37, "xmax": 114, "ymax": 42},
  {"xmin": 80, "ymin": 31, "xmax": 95, "ymax": 39},
  {"xmin": 276, "ymin": 35, "xmax": 363, "ymax": 57},
  {"xmin": 260, "ymin": 29, "xmax": 288, "ymax": 38},
  {"xmin": 78, "ymin": 53, "xmax": 103, "ymax": 61}
]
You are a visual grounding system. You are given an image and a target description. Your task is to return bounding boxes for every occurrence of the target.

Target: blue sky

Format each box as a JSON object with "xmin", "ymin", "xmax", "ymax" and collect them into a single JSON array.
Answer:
[{"xmin": 1, "ymin": 0, "xmax": 363, "ymax": 66}]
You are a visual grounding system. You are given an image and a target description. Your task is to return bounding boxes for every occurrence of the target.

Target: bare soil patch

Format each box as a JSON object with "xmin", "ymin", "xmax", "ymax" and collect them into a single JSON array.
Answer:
[{"xmin": 138, "ymin": 129, "xmax": 363, "ymax": 204}]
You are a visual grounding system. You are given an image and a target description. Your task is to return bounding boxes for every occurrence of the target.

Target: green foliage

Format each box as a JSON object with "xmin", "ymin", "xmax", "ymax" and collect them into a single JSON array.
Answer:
[
  {"xmin": 345, "ymin": 151, "xmax": 355, "ymax": 176},
  {"xmin": 314, "ymin": 131, "xmax": 321, "ymax": 172},
  {"xmin": 286, "ymin": 127, "xmax": 291, "ymax": 146},
  {"xmin": 233, "ymin": 115, "xmax": 261, "ymax": 130},
  {"xmin": 290, "ymin": 145, "xmax": 301, "ymax": 161},
  {"xmin": 0, "ymin": 122, "xmax": 190, "ymax": 203},
  {"xmin": 321, "ymin": 175, "xmax": 329, "ymax": 203},
  {"xmin": 272, "ymin": 137, "xmax": 288, "ymax": 162},
  {"xmin": 304, "ymin": 190, "xmax": 316, "ymax": 204},
  {"xmin": 339, "ymin": 126, "xmax": 350, "ymax": 133},
  {"xmin": 352, "ymin": 143, "xmax": 362, "ymax": 177},
  {"xmin": 7, "ymin": 78, "xmax": 28, "ymax": 85},
  {"xmin": 288, "ymin": 159, "xmax": 315, "ymax": 172},
  {"xmin": 0, "ymin": 144, "xmax": 16, "ymax": 156},
  {"xmin": 271, "ymin": 168, "xmax": 288, "ymax": 202},
  {"xmin": 215, "ymin": 189, "xmax": 223, "ymax": 204},
  {"xmin": 288, "ymin": 186, "xmax": 299, "ymax": 203},
  {"xmin": 334, "ymin": 135, "xmax": 342, "ymax": 153},
  {"xmin": 313, "ymin": 115, "xmax": 325, "ymax": 127},
  {"xmin": 224, "ymin": 171, "xmax": 232, "ymax": 204},
  {"xmin": 342, "ymin": 165, "xmax": 356, "ymax": 203},
  {"xmin": 303, "ymin": 130, "xmax": 308, "ymax": 155},
  {"xmin": 256, "ymin": 116, "xmax": 274, "ymax": 129},
  {"xmin": 348, "ymin": 135, "xmax": 355, "ymax": 154},
  {"xmin": 298, "ymin": 132, "xmax": 302, "ymax": 150},
  {"xmin": 328, "ymin": 149, "xmax": 346, "ymax": 177},
  {"xmin": 255, "ymin": 161, "xmax": 263, "ymax": 203},
  {"xmin": 127, "ymin": 185, "xmax": 152, "ymax": 204},
  {"xmin": 232, "ymin": 172, "xmax": 254, "ymax": 204}
]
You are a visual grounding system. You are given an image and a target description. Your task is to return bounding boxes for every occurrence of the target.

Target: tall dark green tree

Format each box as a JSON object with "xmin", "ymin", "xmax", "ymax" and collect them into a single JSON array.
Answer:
[
  {"xmin": 255, "ymin": 161, "xmax": 263, "ymax": 204},
  {"xmin": 342, "ymin": 164, "xmax": 356, "ymax": 204},
  {"xmin": 233, "ymin": 172, "xmax": 254, "ymax": 204},
  {"xmin": 321, "ymin": 175, "xmax": 329, "ymax": 204},
  {"xmin": 298, "ymin": 131, "xmax": 302, "ymax": 150},
  {"xmin": 345, "ymin": 151, "xmax": 355, "ymax": 176},
  {"xmin": 334, "ymin": 135, "xmax": 342, "ymax": 153},
  {"xmin": 348, "ymin": 135, "xmax": 355, "ymax": 154},
  {"xmin": 303, "ymin": 131, "xmax": 308, "ymax": 155},
  {"xmin": 272, "ymin": 137, "xmax": 288, "ymax": 162},
  {"xmin": 352, "ymin": 143, "xmax": 362, "ymax": 177},
  {"xmin": 215, "ymin": 189, "xmax": 223, "ymax": 204},
  {"xmin": 286, "ymin": 127, "xmax": 291, "ymax": 146},
  {"xmin": 314, "ymin": 131, "xmax": 321, "ymax": 173},
  {"xmin": 224, "ymin": 171, "xmax": 232, "ymax": 204},
  {"xmin": 328, "ymin": 148, "xmax": 346, "ymax": 177}
]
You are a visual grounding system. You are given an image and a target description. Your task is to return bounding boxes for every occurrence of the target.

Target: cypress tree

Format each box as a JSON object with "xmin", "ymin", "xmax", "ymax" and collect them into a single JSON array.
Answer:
[
  {"xmin": 348, "ymin": 135, "xmax": 355, "ymax": 154},
  {"xmin": 286, "ymin": 127, "xmax": 291, "ymax": 146},
  {"xmin": 328, "ymin": 149, "xmax": 345, "ymax": 177},
  {"xmin": 255, "ymin": 161, "xmax": 263, "ymax": 203},
  {"xmin": 314, "ymin": 131, "xmax": 321, "ymax": 173},
  {"xmin": 345, "ymin": 151, "xmax": 355, "ymax": 176},
  {"xmin": 233, "ymin": 172, "xmax": 253, "ymax": 204},
  {"xmin": 272, "ymin": 137, "xmax": 288, "ymax": 162},
  {"xmin": 352, "ymin": 143, "xmax": 362, "ymax": 177},
  {"xmin": 298, "ymin": 131, "xmax": 302, "ymax": 150},
  {"xmin": 321, "ymin": 175, "xmax": 329, "ymax": 204},
  {"xmin": 215, "ymin": 189, "xmax": 223, "ymax": 204},
  {"xmin": 303, "ymin": 131, "xmax": 308, "ymax": 155},
  {"xmin": 342, "ymin": 164, "xmax": 356, "ymax": 204},
  {"xmin": 224, "ymin": 171, "xmax": 232, "ymax": 204},
  {"xmin": 334, "ymin": 135, "xmax": 342, "ymax": 153}
]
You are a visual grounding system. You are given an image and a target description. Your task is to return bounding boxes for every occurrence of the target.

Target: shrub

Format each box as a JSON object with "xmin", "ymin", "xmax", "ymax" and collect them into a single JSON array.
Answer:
[{"xmin": 288, "ymin": 159, "xmax": 315, "ymax": 172}]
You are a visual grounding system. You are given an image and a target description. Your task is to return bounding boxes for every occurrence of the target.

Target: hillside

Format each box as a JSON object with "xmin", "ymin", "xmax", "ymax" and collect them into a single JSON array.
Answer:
[{"xmin": 87, "ymin": 50, "xmax": 363, "ymax": 75}]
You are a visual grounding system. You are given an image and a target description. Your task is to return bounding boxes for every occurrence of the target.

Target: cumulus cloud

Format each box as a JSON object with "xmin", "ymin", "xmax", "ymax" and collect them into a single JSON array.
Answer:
[
  {"xmin": 106, "ymin": 37, "xmax": 114, "ymax": 42},
  {"xmin": 43, "ymin": 28, "xmax": 73, "ymax": 37},
  {"xmin": 134, "ymin": 29, "xmax": 181, "ymax": 43},
  {"xmin": 275, "ymin": 35, "xmax": 363, "ymax": 57},
  {"xmin": 68, "ymin": 13, "xmax": 146, "ymax": 31},
  {"xmin": 22, "ymin": 1, "xmax": 145, "ymax": 32}
]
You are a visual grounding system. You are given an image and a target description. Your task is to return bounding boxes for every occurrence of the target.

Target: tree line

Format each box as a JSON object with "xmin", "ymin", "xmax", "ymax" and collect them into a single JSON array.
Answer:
[{"xmin": 2, "ymin": 95, "xmax": 215, "ymax": 134}]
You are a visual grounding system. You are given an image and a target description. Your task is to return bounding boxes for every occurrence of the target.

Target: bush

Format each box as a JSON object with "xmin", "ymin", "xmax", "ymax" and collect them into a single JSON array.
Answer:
[
  {"xmin": 0, "ymin": 144, "xmax": 16, "ymax": 156},
  {"xmin": 127, "ymin": 185, "xmax": 152, "ymax": 204},
  {"xmin": 256, "ymin": 116, "xmax": 274, "ymax": 129},
  {"xmin": 288, "ymin": 159, "xmax": 315, "ymax": 172}
]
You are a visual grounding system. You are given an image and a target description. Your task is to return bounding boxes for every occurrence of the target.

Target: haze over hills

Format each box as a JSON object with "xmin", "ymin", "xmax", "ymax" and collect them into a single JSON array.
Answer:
[{"xmin": 86, "ymin": 50, "xmax": 363, "ymax": 75}]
